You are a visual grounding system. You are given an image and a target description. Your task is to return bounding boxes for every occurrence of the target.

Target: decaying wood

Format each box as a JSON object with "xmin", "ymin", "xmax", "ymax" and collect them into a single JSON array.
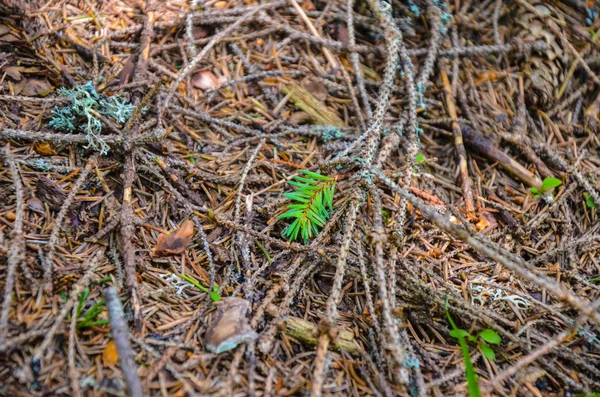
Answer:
[{"xmin": 279, "ymin": 315, "xmax": 360, "ymax": 354}]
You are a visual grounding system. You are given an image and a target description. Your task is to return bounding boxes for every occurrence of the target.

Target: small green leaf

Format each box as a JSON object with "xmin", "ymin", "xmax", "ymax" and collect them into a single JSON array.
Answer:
[
  {"xmin": 480, "ymin": 343, "xmax": 496, "ymax": 360},
  {"xmin": 584, "ymin": 193, "xmax": 598, "ymax": 209},
  {"xmin": 450, "ymin": 329, "xmax": 470, "ymax": 339},
  {"xmin": 541, "ymin": 177, "xmax": 562, "ymax": 191},
  {"xmin": 589, "ymin": 277, "xmax": 600, "ymax": 283},
  {"xmin": 210, "ymin": 286, "xmax": 221, "ymax": 303},
  {"xmin": 415, "ymin": 153, "xmax": 425, "ymax": 164},
  {"xmin": 445, "ymin": 297, "xmax": 482, "ymax": 397},
  {"xmin": 479, "ymin": 329, "xmax": 501, "ymax": 344}
]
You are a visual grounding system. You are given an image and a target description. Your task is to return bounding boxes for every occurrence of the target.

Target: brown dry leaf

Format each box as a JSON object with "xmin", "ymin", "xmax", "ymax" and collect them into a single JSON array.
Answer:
[
  {"xmin": 289, "ymin": 111, "xmax": 312, "ymax": 125},
  {"xmin": 2, "ymin": 66, "xmax": 22, "ymax": 80},
  {"xmin": 193, "ymin": 25, "xmax": 210, "ymax": 39},
  {"xmin": 33, "ymin": 142, "xmax": 57, "ymax": 156},
  {"xmin": 153, "ymin": 220, "xmax": 195, "ymax": 256},
  {"xmin": 192, "ymin": 70, "xmax": 219, "ymax": 90},
  {"xmin": 118, "ymin": 56, "xmax": 136, "ymax": 86},
  {"xmin": 301, "ymin": 0, "xmax": 315, "ymax": 11},
  {"xmin": 103, "ymin": 340, "xmax": 119, "ymax": 366},
  {"xmin": 301, "ymin": 78, "xmax": 328, "ymax": 102},
  {"xmin": 21, "ymin": 78, "xmax": 54, "ymax": 97},
  {"xmin": 336, "ymin": 24, "xmax": 349, "ymax": 46},
  {"xmin": 27, "ymin": 197, "xmax": 45, "ymax": 214}
]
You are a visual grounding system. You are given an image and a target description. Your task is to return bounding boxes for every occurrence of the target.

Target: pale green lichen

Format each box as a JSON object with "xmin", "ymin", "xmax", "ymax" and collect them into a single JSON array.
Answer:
[{"xmin": 49, "ymin": 82, "xmax": 134, "ymax": 155}]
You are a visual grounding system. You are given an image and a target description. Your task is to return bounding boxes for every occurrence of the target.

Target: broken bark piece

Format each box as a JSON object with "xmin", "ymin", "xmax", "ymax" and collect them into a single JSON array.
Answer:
[
  {"xmin": 282, "ymin": 83, "xmax": 344, "ymax": 127},
  {"xmin": 36, "ymin": 175, "xmax": 67, "ymax": 211},
  {"xmin": 280, "ymin": 316, "xmax": 360, "ymax": 355},
  {"xmin": 204, "ymin": 298, "xmax": 258, "ymax": 354},
  {"xmin": 460, "ymin": 124, "xmax": 543, "ymax": 189}
]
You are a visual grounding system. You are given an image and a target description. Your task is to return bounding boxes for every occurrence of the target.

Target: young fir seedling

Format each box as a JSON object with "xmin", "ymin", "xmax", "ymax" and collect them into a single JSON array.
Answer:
[
  {"xmin": 279, "ymin": 169, "xmax": 336, "ymax": 243},
  {"xmin": 73, "ymin": 289, "xmax": 108, "ymax": 329},
  {"xmin": 49, "ymin": 81, "xmax": 135, "ymax": 155},
  {"xmin": 530, "ymin": 177, "xmax": 562, "ymax": 200},
  {"xmin": 445, "ymin": 297, "xmax": 502, "ymax": 397}
]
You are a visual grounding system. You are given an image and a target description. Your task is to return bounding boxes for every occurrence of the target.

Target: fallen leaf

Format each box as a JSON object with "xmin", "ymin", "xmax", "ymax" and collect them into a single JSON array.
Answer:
[
  {"xmin": 192, "ymin": 70, "xmax": 220, "ymax": 90},
  {"xmin": 193, "ymin": 25, "xmax": 210, "ymax": 39},
  {"xmin": 301, "ymin": 0, "xmax": 315, "ymax": 11},
  {"xmin": 336, "ymin": 24, "xmax": 349, "ymax": 46},
  {"xmin": 2, "ymin": 66, "xmax": 22, "ymax": 80},
  {"xmin": 301, "ymin": 78, "xmax": 328, "ymax": 102},
  {"xmin": 153, "ymin": 220, "xmax": 195, "ymax": 256},
  {"xmin": 20, "ymin": 78, "xmax": 54, "ymax": 97},
  {"xmin": 27, "ymin": 197, "xmax": 45, "ymax": 214},
  {"xmin": 103, "ymin": 340, "xmax": 119, "ymax": 366},
  {"xmin": 118, "ymin": 56, "xmax": 136, "ymax": 86},
  {"xmin": 34, "ymin": 142, "xmax": 57, "ymax": 156},
  {"xmin": 289, "ymin": 111, "xmax": 312, "ymax": 125}
]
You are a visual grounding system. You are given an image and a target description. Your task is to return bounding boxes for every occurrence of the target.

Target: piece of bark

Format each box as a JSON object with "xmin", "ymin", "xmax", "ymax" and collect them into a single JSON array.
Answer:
[
  {"xmin": 36, "ymin": 175, "xmax": 67, "ymax": 211},
  {"xmin": 204, "ymin": 298, "xmax": 258, "ymax": 354},
  {"xmin": 280, "ymin": 316, "xmax": 360, "ymax": 355},
  {"xmin": 460, "ymin": 124, "xmax": 543, "ymax": 189}
]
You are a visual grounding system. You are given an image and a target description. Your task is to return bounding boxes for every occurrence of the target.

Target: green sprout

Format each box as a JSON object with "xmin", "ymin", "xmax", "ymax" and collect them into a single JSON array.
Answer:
[
  {"xmin": 279, "ymin": 169, "xmax": 336, "ymax": 242},
  {"xmin": 584, "ymin": 192, "xmax": 598, "ymax": 209},
  {"xmin": 415, "ymin": 153, "xmax": 426, "ymax": 164},
  {"xmin": 178, "ymin": 274, "xmax": 221, "ymax": 302},
  {"xmin": 74, "ymin": 289, "xmax": 108, "ymax": 329},
  {"xmin": 49, "ymin": 81, "xmax": 135, "ymax": 155},
  {"xmin": 446, "ymin": 297, "xmax": 502, "ymax": 397},
  {"xmin": 530, "ymin": 177, "xmax": 562, "ymax": 199}
]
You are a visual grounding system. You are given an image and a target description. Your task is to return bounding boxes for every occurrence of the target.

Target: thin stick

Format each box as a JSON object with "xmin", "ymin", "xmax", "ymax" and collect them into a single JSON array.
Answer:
[
  {"xmin": 103, "ymin": 286, "xmax": 144, "ymax": 397},
  {"xmin": 68, "ymin": 305, "xmax": 82, "ymax": 397},
  {"xmin": 289, "ymin": 0, "xmax": 339, "ymax": 71},
  {"xmin": 439, "ymin": 67, "xmax": 475, "ymax": 215}
]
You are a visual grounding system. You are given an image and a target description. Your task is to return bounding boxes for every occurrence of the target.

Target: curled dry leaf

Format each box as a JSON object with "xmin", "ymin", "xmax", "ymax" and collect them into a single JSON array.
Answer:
[
  {"xmin": 204, "ymin": 297, "xmax": 258, "ymax": 354},
  {"xmin": 192, "ymin": 70, "xmax": 220, "ymax": 90},
  {"xmin": 27, "ymin": 197, "xmax": 45, "ymax": 214},
  {"xmin": 193, "ymin": 25, "xmax": 210, "ymax": 39},
  {"xmin": 2, "ymin": 66, "xmax": 22, "ymax": 80},
  {"xmin": 301, "ymin": 78, "xmax": 328, "ymax": 102},
  {"xmin": 33, "ymin": 142, "xmax": 57, "ymax": 156},
  {"xmin": 153, "ymin": 220, "xmax": 195, "ymax": 256},
  {"xmin": 102, "ymin": 340, "xmax": 119, "ymax": 366},
  {"xmin": 20, "ymin": 78, "xmax": 54, "ymax": 97}
]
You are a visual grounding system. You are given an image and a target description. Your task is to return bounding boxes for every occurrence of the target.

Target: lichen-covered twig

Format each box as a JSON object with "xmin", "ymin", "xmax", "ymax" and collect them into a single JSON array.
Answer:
[
  {"xmin": 0, "ymin": 146, "xmax": 25, "ymax": 342},
  {"xmin": 103, "ymin": 286, "xmax": 144, "ymax": 397}
]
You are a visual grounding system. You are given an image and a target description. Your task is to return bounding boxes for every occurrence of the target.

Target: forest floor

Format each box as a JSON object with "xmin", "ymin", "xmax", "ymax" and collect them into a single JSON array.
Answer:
[{"xmin": 1, "ymin": 0, "xmax": 600, "ymax": 396}]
